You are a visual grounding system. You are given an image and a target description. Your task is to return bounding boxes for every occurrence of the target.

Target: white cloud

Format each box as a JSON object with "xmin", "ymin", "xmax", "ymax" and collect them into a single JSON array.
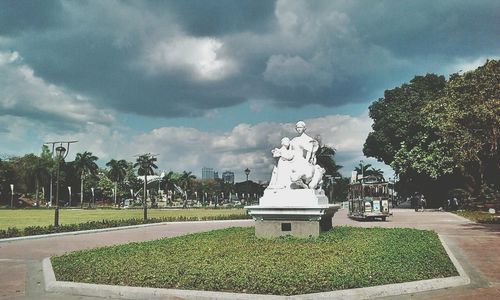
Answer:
[
  {"xmin": 64, "ymin": 112, "xmax": 384, "ymax": 181},
  {"xmin": 448, "ymin": 56, "xmax": 499, "ymax": 74},
  {"xmin": 144, "ymin": 35, "xmax": 237, "ymax": 81},
  {"xmin": 0, "ymin": 50, "xmax": 114, "ymax": 127}
]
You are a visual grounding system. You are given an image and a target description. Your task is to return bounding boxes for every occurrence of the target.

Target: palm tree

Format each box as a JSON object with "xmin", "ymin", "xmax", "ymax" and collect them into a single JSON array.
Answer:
[
  {"xmin": 354, "ymin": 162, "xmax": 372, "ymax": 181},
  {"xmin": 366, "ymin": 167, "xmax": 385, "ymax": 181},
  {"xmin": 134, "ymin": 154, "xmax": 158, "ymax": 221},
  {"xmin": 74, "ymin": 152, "xmax": 99, "ymax": 207},
  {"xmin": 179, "ymin": 171, "xmax": 196, "ymax": 208},
  {"xmin": 162, "ymin": 171, "xmax": 178, "ymax": 206},
  {"xmin": 106, "ymin": 159, "xmax": 128, "ymax": 206},
  {"xmin": 315, "ymin": 145, "xmax": 342, "ymax": 177},
  {"xmin": 32, "ymin": 156, "xmax": 52, "ymax": 206}
]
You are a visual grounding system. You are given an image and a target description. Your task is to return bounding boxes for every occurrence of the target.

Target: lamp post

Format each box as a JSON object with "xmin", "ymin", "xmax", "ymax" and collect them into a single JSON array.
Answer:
[
  {"xmin": 244, "ymin": 168, "xmax": 250, "ymax": 181},
  {"xmin": 10, "ymin": 184, "xmax": 14, "ymax": 208},
  {"xmin": 54, "ymin": 144, "xmax": 66, "ymax": 226},
  {"xmin": 44, "ymin": 141, "xmax": 77, "ymax": 225},
  {"xmin": 68, "ymin": 186, "xmax": 72, "ymax": 207}
]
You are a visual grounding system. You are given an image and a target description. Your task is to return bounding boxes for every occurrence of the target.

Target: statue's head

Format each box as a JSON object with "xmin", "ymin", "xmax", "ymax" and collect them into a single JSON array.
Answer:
[
  {"xmin": 281, "ymin": 137, "xmax": 290, "ymax": 147},
  {"xmin": 295, "ymin": 121, "xmax": 306, "ymax": 134}
]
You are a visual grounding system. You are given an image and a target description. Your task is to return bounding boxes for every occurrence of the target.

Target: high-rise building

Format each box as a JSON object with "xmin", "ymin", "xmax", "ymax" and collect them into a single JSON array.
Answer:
[
  {"xmin": 202, "ymin": 167, "xmax": 214, "ymax": 180},
  {"xmin": 214, "ymin": 171, "xmax": 219, "ymax": 180},
  {"xmin": 222, "ymin": 171, "xmax": 235, "ymax": 184}
]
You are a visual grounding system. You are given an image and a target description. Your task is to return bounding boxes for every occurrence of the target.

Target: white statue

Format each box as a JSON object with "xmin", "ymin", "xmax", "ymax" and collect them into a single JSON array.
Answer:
[
  {"xmin": 269, "ymin": 137, "xmax": 295, "ymax": 189},
  {"xmin": 269, "ymin": 121, "xmax": 325, "ymax": 190}
]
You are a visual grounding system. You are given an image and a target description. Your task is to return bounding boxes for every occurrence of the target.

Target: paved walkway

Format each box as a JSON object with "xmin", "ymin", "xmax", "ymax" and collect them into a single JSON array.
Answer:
[{"xmin": 0, "ymin": 209, "xmax": 499, "ymax": 299}]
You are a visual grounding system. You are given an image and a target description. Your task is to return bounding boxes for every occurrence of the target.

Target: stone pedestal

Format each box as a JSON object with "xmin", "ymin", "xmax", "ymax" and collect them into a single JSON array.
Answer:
[{"xmin": 245, "ymin": 189, "xmax": 340, "ymax": 238}]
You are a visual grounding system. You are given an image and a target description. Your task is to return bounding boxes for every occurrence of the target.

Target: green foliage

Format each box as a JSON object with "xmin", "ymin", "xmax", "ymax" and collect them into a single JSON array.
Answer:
[
  {"xmin": 0, "ymin": 213, "xmax": 251, "ymax": 239},
  {"xmin": 315, "ymin": 145, "xmax": 342, "ymax": 177},
  {"xmin": 455, "ymin": 210, "xmax": 500, "ymax": 224},
  {"xmin": 51, "ymin": 227, "xmax": 457, "ymax": 295},
  {"xmin": 424, "ymin": 60, "xmax": 500, "ymax": 189},
  {"xmin": 364, "ymin": 59, "xmax": 499, "ymax": 201},
  {"xmin": 364, "ymin": 74, "xmax": 446, "ymax": 165},
  {"xmin": 134, "ymin": 154, "xmax": 158, "ymax": 177}
]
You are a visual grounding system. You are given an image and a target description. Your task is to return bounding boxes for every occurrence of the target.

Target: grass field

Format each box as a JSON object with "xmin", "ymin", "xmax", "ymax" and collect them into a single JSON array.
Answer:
[
  {"xmin": 0, "ymin": 208, "xmax": 246, "ymax": 230},
  {"xmin": 52, "ymin": 226, "xmax": 458, "ymax": 295}
]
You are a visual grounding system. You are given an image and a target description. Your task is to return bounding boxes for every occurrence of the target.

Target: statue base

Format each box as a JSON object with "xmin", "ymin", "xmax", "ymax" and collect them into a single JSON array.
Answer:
[{"xmin": 245, "ymin": 189, "xmax": 340, "ymax": 238}]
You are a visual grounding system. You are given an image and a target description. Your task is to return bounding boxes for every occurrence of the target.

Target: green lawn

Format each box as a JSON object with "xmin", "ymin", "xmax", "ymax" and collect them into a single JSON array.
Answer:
[
  {"xmin": 52, "ymin": 226, "xmax": 458, "ymax": 296},
  {"xmin": 0, "ymin": 208, "xmax": 246, "ymax": 230}
]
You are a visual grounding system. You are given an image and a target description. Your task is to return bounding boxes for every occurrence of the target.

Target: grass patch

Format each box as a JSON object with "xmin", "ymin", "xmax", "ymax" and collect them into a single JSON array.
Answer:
[
  {"xmin": 455, "ymin": 210, "xmax": 500, "ymax": 224},
  {"xmin": 51, "ymin": 227, "xmax": 457, "ymax": 295},
  {"xmin": 0, "ymin": 208, "xmax": 247, "ymax": 230}
]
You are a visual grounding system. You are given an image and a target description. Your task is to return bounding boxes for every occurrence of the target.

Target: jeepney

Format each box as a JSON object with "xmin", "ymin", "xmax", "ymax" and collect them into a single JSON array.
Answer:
[{"xmin": 348, "ymin": 177, "xmax": 392, "ymax": 221}]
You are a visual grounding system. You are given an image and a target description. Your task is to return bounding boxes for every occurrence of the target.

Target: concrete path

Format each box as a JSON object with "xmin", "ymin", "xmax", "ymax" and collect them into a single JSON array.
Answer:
[{"xmin": 1, "ymin": 209, "xmax": 499, "ymax": 299}]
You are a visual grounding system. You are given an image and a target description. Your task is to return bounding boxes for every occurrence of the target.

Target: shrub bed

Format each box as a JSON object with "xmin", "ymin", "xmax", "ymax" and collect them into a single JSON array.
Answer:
[
  {"xmin": 51, "ymin": 227, "xmax": 457, "ymax": 295},
  {"xmin": 455, "ymin": 210, "xmax": 500, "ymax": 224},
  {"xmin": 0, "ymin": 214, "xmax": 251, "ymax": 239}
]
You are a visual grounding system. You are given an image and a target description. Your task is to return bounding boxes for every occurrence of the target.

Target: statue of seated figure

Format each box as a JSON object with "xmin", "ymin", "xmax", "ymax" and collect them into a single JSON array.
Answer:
[{"xmin": 269, "ymin": 121, "xmax": 325, "ymax": 190}]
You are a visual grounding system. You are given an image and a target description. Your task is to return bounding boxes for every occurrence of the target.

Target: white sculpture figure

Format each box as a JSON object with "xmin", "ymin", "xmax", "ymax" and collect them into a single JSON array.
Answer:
[
  {"xmin": 268, "ymin": 121, "xmax": 325, "ymax": 190},
  {"xmin": 269, "ymin": 137, "xmax": 295, "ymax": 189},
  {"xmin": 290, "ymin": 121, "xmax": 318, "ymax": 164},
  {"xmin": 288, "ymin": 121, "xmax": 323, "ymax": 189}
]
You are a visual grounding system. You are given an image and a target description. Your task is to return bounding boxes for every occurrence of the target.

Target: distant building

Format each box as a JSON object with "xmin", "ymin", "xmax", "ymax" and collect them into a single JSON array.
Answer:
[
  {"xmin": 222, "ymin": 171, "xmax": 235, "ymax": 184},
  {"xmin": 202, "ymin": 167, "xmax": 214, "ymax": 180},
  {"xmin": 214, "ymin": 171, "xmax": 219, "ymax": 180}
]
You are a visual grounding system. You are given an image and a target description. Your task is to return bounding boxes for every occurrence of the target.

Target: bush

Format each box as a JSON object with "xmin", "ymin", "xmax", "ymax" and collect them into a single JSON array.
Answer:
[
  {"xmin": 0, "ymin": 214, "xmax": 251, "ymax": 239},
  {"xmin": 455, "ymin": 210, "xmax": 500, "ymax": 224}
]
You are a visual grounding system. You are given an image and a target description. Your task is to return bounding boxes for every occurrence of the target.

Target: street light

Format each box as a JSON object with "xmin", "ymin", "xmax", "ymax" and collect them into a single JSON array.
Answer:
[
  {"xmin": 244, "ymin": 168, "xmax": 250, "ymax": 181},
  {"xmin": 10, "ymin": 184, "xmax": 14, "ymax": 208},
  {"xmin": 54, "ymin": 144, "xmax": 66, "ymax": 227},
  {"xmin": 45, "ymin": 140, "xmax": 77, "ymax": 224},
  {"xmin": 68, "ymin": 186, "xmax": 72, "ymax": 207}
]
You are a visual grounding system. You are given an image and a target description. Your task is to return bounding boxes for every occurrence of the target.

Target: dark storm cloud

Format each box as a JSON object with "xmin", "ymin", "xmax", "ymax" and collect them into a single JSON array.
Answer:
[
  {"xmin": 1, "ymin": 0, "xmax": 499, "ymax": 121},
  {"xmin": 152, "ymin": 0, "xmax": 277, "ymax": 36},
  {"xmin": 0, "ymin": 0, "xmax": 63, "ymax": 35}
]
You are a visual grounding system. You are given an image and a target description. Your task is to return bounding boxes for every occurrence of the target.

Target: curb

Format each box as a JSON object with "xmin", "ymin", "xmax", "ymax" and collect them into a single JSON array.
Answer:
[
  {"xmin": 43, "ymin": 234, "xmax": 470, "ymax": 300},
  {"xmin": 0, "ymin": 219, "xmax": 253, "ymax": 243}
]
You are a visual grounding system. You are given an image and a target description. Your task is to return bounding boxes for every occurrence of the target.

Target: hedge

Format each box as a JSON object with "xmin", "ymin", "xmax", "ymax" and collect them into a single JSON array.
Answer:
[{"xmin": 0, "ymin": 214, "xmax": 251, "ymax": 239}]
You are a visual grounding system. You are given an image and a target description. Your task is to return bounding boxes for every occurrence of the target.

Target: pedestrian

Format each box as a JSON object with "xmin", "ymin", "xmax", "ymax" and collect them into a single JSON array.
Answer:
[
  {"xmin": 421, "ymin": 195, "xmax": 426, "ymax": 212},
  {"xmin": 412, "ymin": 193, "xmax": 419, "ymax": 212}
]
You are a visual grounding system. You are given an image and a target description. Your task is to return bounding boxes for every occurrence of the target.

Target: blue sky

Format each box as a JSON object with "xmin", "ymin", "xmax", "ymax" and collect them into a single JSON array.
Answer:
[{"xmin": 0, "ymin": 0, "xmax": 498, "ymax": 182}]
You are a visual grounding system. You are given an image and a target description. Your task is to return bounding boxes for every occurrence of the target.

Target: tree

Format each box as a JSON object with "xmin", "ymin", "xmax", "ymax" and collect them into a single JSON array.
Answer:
[
  {"xmin": 315, "ymin": 145, "xmax": 342, "ymax": 177},
  {"xmin": 363, "ymin": 59, "xmax": 499, "ymax": 204},
  {"xmin": 73, "ymin": 152, "xmax": 99, "ymax": 207},
  {"xmin": 354, "ymin": 162, "xmax": 372, "ymax": 180},
  {"xmin": 134, "ymin": 154, "xmax": 158, "ymax": 221},
  {"xmin": 424, "ymin": 59, "xmax": 499, "ymax": 193},
  {"xmin": 179, "ymin": 171, "xmax": 196, "ymax": 208},
  {"xmin": 32, "ymin": 155, "xmax": 52, "ymax": 206},
  {"xmin": 364, "ymin": 74, "xmax": 446, "ymax": 165},
  {"xmin": 161, "ymin": 171, "xmax": 179, "ymax": 206},
  {"xmin": 367, "ymin": 167, "xmax": 385, "ymax": 181},
  {"xmin": 106, "ymin": 159, "xmax": 128, "ymax": 206}
]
